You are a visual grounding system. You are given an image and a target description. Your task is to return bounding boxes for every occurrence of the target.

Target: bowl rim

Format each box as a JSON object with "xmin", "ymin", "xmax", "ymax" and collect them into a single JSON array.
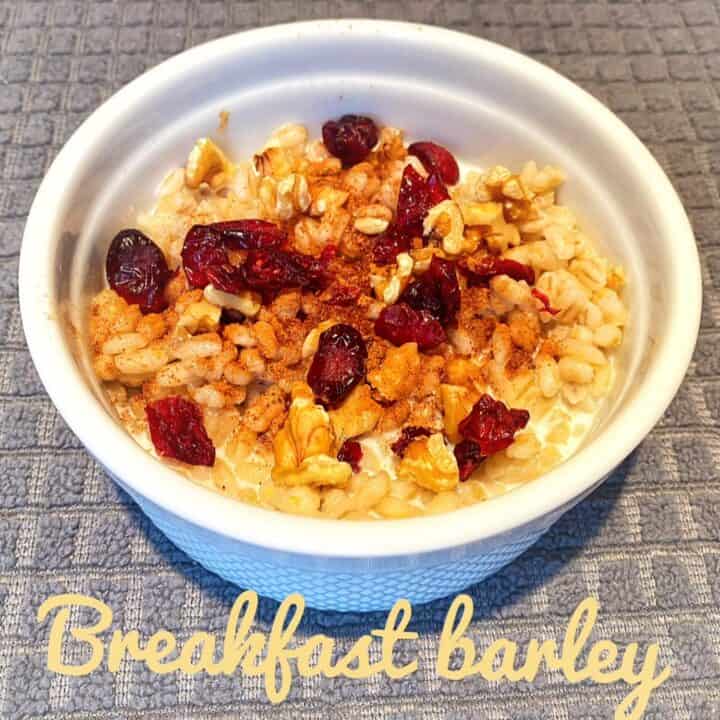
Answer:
[{"xmin": 19, "ymin": 19, "xmax": 702, "ymax": 559}]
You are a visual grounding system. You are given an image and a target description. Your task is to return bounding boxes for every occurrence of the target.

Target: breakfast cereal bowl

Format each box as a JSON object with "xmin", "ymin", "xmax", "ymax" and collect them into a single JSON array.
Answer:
[{"xmin": 19, "ymin": 20, "xmax": 701, "ymax": 611}]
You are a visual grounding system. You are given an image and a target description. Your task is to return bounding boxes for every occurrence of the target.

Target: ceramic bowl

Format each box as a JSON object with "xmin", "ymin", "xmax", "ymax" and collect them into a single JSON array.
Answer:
[{"xmin": 19, "ymin": 20, "xmax": 701, "ymax": 611}]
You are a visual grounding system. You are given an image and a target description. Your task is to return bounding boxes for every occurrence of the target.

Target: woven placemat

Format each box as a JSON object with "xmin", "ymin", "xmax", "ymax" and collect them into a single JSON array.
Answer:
[{"xmin": 1, "ymin": 2, "xmax": 719, "ymax": 718}]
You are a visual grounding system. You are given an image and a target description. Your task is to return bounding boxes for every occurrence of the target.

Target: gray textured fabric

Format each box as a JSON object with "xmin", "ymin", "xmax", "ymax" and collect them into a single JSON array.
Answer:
[{"xmin": 1, "ymin": 1, "xmax": 719, "ymax": 718}]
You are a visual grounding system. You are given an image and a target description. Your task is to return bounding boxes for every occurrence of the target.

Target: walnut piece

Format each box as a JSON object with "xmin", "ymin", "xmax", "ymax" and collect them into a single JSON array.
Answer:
[
  {"xmin": 396, "ymin": 433, "xmax": 459, "ymax": 492},
  {"xmin": 272, "ymin": 390, "xmax": 351, "ymax": 487},
  {"xmin": 423, "ymin": 199, "xmax": 477, "ymax": 256},
  {"xmin": 367, "ymin": 342, "xmax": 421, "ymax": 402},
  {"xmin": 329, "ymin": 383, "xmax": 383, "ymax": 442},
  {"xmin": 440, "ymin": 383, "xmax": 478, "ymax": 443},
  {"xmin": 185, "ymin": 137, "xmax": 232, "ymax": 189}
]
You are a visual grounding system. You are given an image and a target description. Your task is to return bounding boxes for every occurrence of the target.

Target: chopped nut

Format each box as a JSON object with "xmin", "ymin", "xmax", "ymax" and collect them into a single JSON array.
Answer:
[
  {"xmin": 396, "ymin": 433, "xmax": 459, "ymax": 492},
  {"xmin": 178, "ymin": 300, "xmax": 221, "ymax": 333},
  {"xmin": 445, "ymin": 357, "xmax": 483, "ymax": 389},
  {"xmin": 375, "ymin": 126, "xmax": 406, "ymax": 162},
  {"xmin": 272, "ymin": 394, "xmax": 351, "ymax": 487},
  {"xmin": 367, "ymin": 342, "xmax": 421, "ymax": 402},
  {"xmin": 203, "ymin": 285, "xmax": 261, "ymax": 319},
  {"xmin": 185, "ymin": 137, "xmax": 232, "ymax": 189},
  {"xmin": 310, "ymin": 185, "xmax": 350, "ymax": 217},
  {"xmin": 440, "ymin": 383, "xmax": 478, "ymax": 443},
  {"xmin": 371, "ymin": 252, "xmax": 414, "ymax": 304},
  {"xmin": 329, "ymin": 384, "xmax": 383, "ymax": 441},
  {"xmin": 423, "ymin": 199, "xmax": 476, "ymax": 256},
  {"xmin": 274, "ymin": 394, "xmax": 332, "ymax": 461},
  {"xmin": 253, "ymin": 146, "xmax": 294, "ymax": 179}
]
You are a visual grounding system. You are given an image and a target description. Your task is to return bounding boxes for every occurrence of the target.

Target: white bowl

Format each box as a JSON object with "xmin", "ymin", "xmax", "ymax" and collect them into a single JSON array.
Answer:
[{"xmin": 19, "ymin": 20, "xmax": 701, "ymax": 611}]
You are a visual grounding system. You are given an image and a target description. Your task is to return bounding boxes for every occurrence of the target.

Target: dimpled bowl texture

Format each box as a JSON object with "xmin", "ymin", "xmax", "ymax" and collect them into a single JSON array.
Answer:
[{"xmin": 19, "ymin": 21, "xmax": 701, "ymax": 611}]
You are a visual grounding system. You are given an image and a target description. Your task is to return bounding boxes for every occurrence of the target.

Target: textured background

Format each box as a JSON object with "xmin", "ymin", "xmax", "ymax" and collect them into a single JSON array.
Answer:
[{"xmin": 1, "ymin": 1, "xmax": 720, "ymax": 718}]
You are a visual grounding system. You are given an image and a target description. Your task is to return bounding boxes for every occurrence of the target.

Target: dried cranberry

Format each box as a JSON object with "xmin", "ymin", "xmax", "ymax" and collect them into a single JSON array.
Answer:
[
  {"xmin": 208, "ymin": 219, "xmax": 285, "ymax": 250},
  {"xmin": 396, "ymin": 165, "xmax": 450, "ymax": 238},
  {"xmin": 337, "ymin": 439, "xmax": 363, "ymax": 472},
  {"xmin": 400, "ymin": 275, "xmax": 442, "ymax": 318},
  {"xmin": 241, "ymin": 248, "xmax": 331, "ymax": 294},
  {"xmin": 459, "ymin": 256, "xmax": 535, "ymax": 286},
  {"xmin": 458, "ymin": 394, "xmax": 530, "ymax": 456},
  {"xmin": 307, "ymin": 324, "xmax": 368, "ymax": 406},
  {"xmin": 322, "ymin": 114, "xmax": 379, "ymax": 166},
  {"xmin": 426, "ymin": 173, "xmax": 451, "ymax": 204},
  {"xmin": 146, "ymin": 396, "xmax": 215, "ymax": 466},
  {"xmin": 430, "ymin": 256, "xmax": 461, "ymax": 323},
  {"xmin": 454, "ymin": 439, "xmax": 485, "ymax": 481},
  {"xmin": 391, "ymin": 426, "xmax": 432, "ymax": 457},
  {"xmin": 181, "ymin": 224, "xmax": 245, "ymax": 294},
  {"xmin": 399, "ymin": 256, "xmax": 460, "ymax": 326},
  {"xmin": 407, "ymin": 141, "xmax": 460, "ymax": 185},
  {"xmin": 372, "ymin": 224, "xmax": 412, "ymax": 265},
  {"xmin": 374, "ymin": 302, "xmax": 446, "ymax": 351},
  {"xmin": 106, "ymin": 229, "xmax": 171, "ymax": 314},
  {"xmin": 532, "ymin": 288, "xmax": 560, "ymax": 315}
]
